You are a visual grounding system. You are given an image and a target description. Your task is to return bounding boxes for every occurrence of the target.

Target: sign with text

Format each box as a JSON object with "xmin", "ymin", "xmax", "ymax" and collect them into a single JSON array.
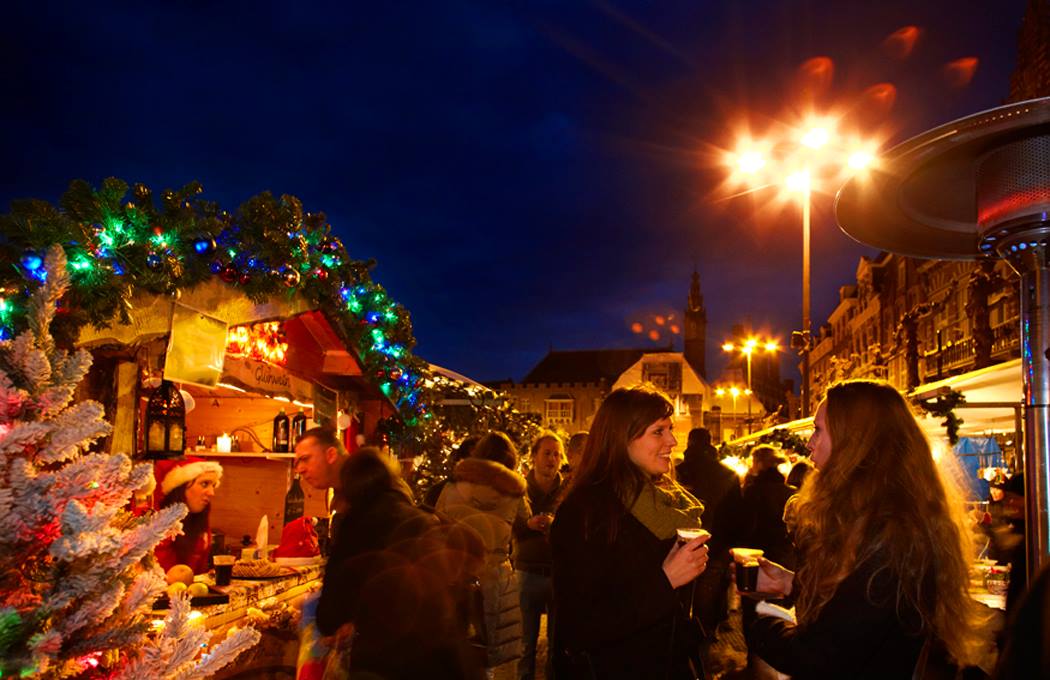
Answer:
[{"xmin": 222, "ymin": 355, "xmax": 313, "ymax": 403}]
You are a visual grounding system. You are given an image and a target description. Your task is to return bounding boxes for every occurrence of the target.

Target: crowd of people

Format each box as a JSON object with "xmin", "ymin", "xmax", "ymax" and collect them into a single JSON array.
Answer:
[{"xmin": 300, "ymin": 381, "xmax": 1046, "ymax": 680}]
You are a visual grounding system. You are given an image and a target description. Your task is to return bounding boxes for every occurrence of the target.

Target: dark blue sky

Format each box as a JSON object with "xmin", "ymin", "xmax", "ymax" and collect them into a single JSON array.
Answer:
[{"xmin": 1, "ymin": 0, "xmax": 1026, "ymax": 384}]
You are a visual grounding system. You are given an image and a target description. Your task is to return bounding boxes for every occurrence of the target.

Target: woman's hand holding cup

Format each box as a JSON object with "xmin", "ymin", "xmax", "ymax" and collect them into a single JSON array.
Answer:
[
  {"xmin": 663, "ymin": 529, "xmax": 711, "ymax": 589},
  {"xmin": 755, "ymin": 557, "xmax": 794, "ymax": 597}
]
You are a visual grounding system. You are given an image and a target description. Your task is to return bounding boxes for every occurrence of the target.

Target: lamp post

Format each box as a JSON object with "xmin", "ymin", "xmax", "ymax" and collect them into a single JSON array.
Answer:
[
  {"xmin": 722, "ymin": 337, "xmax": 778, "ymax": 433},
  {"xmin": 715, "ymin": 385, "xmax": 750, "ymax": 439},
  {"xmin": 726, "ymin": 118, "xmax": 875, "ymax": 417}
]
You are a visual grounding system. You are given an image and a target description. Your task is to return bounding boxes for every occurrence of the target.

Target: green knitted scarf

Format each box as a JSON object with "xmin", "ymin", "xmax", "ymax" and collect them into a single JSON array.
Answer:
[{"xmin": 628, "ymin": 481, "xmax": 704, "ymax": 540}]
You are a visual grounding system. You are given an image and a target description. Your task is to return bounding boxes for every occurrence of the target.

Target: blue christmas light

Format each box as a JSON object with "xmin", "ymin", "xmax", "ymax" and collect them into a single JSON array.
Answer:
[
  {"xmin": 366, "ymin": 312, "xmax": 382, "ymax": 324},
  {"xmin": 20, "ymin": 254, "xmax": 42, "ymax": 272}
]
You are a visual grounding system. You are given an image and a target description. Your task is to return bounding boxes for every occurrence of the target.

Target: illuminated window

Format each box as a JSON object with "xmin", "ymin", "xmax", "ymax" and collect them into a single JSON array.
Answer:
[{"xmin": 544, "ymin": 398, "xmax": 574, "ymax": 426}]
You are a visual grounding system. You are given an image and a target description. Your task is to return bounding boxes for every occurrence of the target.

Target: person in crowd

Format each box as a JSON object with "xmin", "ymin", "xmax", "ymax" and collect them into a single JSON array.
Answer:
[
  {"xmin": 785, "ymin": 458, "xmax": 813, "ymax": 490},
  {"xmin": 562, "ymin": 431, "xmax": 588, "ymax": 479},
  {"xmin": 425, "ymin": 435, "xmax": 480, "ymax": 508},
  {"xmin": 153, "ymin": 457, "xmax": 223, "ymax": 574},
  {"xmin": 316, "ymin": 447, "xmax": 485, "ymax": 679},
  {"xmin": 512, "ymin": 432, "xmax": 566, "ymax": 680},
  {"xmin": 550, "ymin": 386, "xmax": 711, "ymax": 679},
  {"xmin": 675, "ymin": 427, "xmax": 746, "ymax": 646},
  {"xmin": 741, "ymin": 445, "xmax": 797, "ymax": 570},
  {"xmin": 437, "ymin": 431, "xmax": 529, "ymax": 674},
  {"xmin": 747, "ymin": 380, "xmax": 986, "ymax": 679},
  {"xmin": 995, "ymin": 560, "xmax": 1050, "ymax": 679},
  {"xmin": 987, "ymin": 472, "xmax": 1026, "ymax": 616}
]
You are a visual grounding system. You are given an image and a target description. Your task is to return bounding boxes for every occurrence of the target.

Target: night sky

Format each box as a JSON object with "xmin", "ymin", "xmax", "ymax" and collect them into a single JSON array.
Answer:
[{"xmin": 1, "ymin": 1, "xmax": 1026, "ymax": 385}]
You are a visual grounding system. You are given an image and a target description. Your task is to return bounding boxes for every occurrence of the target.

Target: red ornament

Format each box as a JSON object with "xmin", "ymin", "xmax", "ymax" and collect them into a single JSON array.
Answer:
[
  {"xmin": 238, "ymin": 272, "xmax": 252, "ymax": 285},
  {"xmin": 315, "ymin": 268, "xmax": 328, "ymax": 281},
  {"xmin": 220, "ymin": 264, "xmax": 239, "ymax": 283}
]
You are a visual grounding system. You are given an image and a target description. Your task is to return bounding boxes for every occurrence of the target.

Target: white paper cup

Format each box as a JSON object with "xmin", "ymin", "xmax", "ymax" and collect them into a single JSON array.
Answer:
[{"xmin": 676, "ymin": 528, "xmax": 710, "ymax": 544}]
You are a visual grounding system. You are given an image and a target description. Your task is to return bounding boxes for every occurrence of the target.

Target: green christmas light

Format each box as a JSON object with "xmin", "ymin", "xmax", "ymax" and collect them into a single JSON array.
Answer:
[
  {"xmin": 69, "ymin": 256, "xmax": 93, "ymax": 272},
  {"xmin": 384, "ymin": 310, "xmax": 398, "ymax": 323},
  {"xmin": 371, "ymin": 328, "xmax": 385, "ymax": 344}
]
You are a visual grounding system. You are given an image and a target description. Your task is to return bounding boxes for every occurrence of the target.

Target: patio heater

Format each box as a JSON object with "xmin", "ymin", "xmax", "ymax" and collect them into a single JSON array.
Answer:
[{"xmin": 836, "ymin": 96, "xmax": 1050, "ymax": 585}]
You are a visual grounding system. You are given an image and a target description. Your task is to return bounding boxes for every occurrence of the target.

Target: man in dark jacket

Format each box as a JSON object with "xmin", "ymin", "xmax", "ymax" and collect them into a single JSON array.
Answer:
[{"xmin": 675, "ymin": 427, "xmax": 746, "ymax": 643}]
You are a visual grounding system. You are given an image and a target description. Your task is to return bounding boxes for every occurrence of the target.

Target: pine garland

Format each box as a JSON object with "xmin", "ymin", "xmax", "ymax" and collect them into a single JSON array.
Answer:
[
  {"xmin": 0, "ymin": 178, "xmax": 427, "ymax": 420},
  {"xmin": 917, "ymin": 389, "xmax": 966, "ymax": 445}
]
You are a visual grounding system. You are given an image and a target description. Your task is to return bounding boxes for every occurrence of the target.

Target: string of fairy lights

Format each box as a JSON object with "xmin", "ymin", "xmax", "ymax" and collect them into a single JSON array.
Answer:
[{"xmin": 0, "ymin": 178, "xmax": 429, "ymax": 424}]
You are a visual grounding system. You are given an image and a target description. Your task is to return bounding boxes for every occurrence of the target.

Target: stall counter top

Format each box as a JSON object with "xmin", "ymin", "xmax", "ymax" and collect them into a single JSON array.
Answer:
[{"xmin": 195, "ymin": 563, "xmax": 324, "ymax": 631}]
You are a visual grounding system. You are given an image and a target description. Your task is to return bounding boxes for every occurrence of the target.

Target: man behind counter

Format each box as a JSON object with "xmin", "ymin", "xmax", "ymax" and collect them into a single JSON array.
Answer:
[{"xmin": 294, "ymin": 427, "xmax": 350, "ymax": 544}]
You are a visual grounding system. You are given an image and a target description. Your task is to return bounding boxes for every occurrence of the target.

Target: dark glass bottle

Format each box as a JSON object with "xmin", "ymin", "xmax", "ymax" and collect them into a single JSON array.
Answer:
[
  {"xmin": 273, "ymin": 408, "xmax": 290, "ymax": 452},
  {"xmin": 284, "ymin": 474, "xmax": 305, "ymax": 525},
  {"xmin": 291, "ymin": 409, "xmax": 308, "ymax": 445}
]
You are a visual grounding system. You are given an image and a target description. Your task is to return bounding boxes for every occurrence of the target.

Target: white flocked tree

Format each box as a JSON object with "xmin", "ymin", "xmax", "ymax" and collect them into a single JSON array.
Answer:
[{"xmin": 0, "ymin": 246, "xmax": 259, "ymax": 678}]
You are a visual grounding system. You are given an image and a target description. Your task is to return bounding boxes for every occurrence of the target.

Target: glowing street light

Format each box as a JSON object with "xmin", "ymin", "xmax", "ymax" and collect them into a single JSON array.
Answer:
[
  {"xmin": 714, "ymin": 385, "xmax": 751, "ymax": 440},
  {"xmin": 722, "ymin": 115, "xmax": 880, "ymax": 417},
  {"xmin": 722, "ymin": 337, "xmax": 779, "ymax": 433}
]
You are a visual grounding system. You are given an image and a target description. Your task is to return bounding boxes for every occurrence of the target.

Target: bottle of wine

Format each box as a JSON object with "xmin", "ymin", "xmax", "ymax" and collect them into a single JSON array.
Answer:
[
  {"xmin": 291, "ymin": 409, "xmax": 308, "ymax": 445},
  {"xmin": 273, "ymin": 408, "xmax": 290, "ymax": 452},
  {"xmin": 284, "ymin": 474, "xmax": 305, "ymax": 525}
]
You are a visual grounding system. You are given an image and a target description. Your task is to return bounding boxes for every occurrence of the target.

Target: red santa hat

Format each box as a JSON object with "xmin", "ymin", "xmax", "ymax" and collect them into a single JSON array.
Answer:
[{"xmin": 153, "ymin": 457, "xmax": 224, "ymax": 498}]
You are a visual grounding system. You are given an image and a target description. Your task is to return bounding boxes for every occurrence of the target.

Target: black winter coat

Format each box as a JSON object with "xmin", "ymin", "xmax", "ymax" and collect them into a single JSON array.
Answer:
[
  {"xmin": 741, "ymin": 467, "xmax": 797, "ymax": 568},
  {"xmin": 550, "ymin": 483, "xmax": 701, "ymax": 679},
  {"xmin": 749, "ymin": 554, "xmax": 925, "ymax": 680},
  {"xmin": 317, "ymin": 489, "xmax": 485, "ymax": 679},
  {"xmin": 675, "ymin": 445, "xmax": 746, "ymax": 555}
]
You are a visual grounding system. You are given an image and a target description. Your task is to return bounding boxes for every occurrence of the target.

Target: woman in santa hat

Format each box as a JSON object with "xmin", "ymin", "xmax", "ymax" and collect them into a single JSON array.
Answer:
[{"xmin": 153, "ymin": 457, "xmax": 223, "ymax": 574}]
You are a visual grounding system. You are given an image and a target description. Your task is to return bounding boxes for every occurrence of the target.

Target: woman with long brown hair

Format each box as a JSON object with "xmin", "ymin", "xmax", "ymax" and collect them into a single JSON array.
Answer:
[
  {"xmin": 748, "ymin": 380, "xmax": 986, "ymax": 678},
  {"xmin": 550, "ymin": 385, "xmax": 711, "ymax": 679}
]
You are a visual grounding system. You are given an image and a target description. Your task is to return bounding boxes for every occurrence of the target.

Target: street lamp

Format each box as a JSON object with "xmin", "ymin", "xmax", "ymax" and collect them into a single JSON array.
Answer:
[
  {"xmin": 725, "ymin": 116, "xmax": 877, "ymax": 417},
  {"xmin": 722, "ymin": 338, "xmax": 779, "ymax": 433},
  {"xmin": 714, "ymin": 385, "xmax": 751, "ymax": 440}
]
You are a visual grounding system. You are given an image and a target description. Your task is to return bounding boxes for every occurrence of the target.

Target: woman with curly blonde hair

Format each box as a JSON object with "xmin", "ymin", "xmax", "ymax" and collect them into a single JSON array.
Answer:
[{"xmin": 747, "ymin": 380, "xmax": 986, "ymax": 679}]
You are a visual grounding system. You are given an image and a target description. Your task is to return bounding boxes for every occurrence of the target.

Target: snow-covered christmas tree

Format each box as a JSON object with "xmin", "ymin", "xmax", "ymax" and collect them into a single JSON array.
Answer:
[{"xmin": 0, "ymin": 246, "xmax": 259, "ymax": 678}]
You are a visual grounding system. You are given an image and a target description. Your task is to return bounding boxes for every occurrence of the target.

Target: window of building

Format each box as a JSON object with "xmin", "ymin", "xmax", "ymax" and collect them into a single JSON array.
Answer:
[{"xmin": 544, "ymin": 397, "xmax": 575, "ymax": 426}]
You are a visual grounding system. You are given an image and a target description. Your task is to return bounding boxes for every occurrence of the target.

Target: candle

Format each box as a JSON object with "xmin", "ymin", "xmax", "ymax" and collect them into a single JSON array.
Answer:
[{"xmin": 216, "ymin": 433, "xmax": 232, "ymax": 453}]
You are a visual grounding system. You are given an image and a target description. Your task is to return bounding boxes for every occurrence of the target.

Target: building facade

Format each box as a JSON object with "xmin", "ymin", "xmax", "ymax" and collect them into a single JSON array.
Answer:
[{"xmin": 802, "ymin": 253, "xmax": 1019, "ymax": 414}]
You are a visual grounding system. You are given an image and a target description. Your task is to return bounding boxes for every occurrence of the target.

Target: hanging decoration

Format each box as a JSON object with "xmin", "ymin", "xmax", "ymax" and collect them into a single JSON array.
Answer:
[
  {"xmin": 226, "ymin": 321, "xmax": 288, "ymax": 365},
  {"xmin": 917, "ymin": 388, "xmax": 966, "ymax": 445}
]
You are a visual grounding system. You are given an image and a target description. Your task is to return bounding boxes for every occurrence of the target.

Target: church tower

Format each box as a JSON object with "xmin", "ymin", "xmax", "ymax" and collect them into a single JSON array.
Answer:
[{"xmin": 684, "ymin": 270, "xmax": 707, "ymax": 379}]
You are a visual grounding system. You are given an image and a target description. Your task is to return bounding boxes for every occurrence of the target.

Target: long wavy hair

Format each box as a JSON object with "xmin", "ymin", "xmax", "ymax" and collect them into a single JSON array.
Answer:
[
  {"xmin": 567, "ymin": 385, "xmax": 675, "ymax": 542},
  {"xmin": 792, "ymin": 380, "xmax": 983, "ymax": 665}
]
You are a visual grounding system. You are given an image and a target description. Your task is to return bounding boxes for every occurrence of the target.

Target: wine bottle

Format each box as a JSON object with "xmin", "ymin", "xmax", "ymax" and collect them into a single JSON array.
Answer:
[
  {"xmin": 291, "ymin": 409, "xmax": 308, "ymax": 445},
  {"xmin": 273, "ymin": 408, "xmax": 290, "ymax": 452},
  {"xmin": 284, "ymin": 474, "xmax": 305, "ymax": 525}
]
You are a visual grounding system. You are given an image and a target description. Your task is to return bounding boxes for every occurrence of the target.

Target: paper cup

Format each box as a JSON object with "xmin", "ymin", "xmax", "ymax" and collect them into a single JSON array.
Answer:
[
  {"xmin": 731, "ymin": 547, "xmax": 764, "ymax": 564},
  {"xmin": 676, "ymin": 528, "xmax": 710, "ymax": 544}
]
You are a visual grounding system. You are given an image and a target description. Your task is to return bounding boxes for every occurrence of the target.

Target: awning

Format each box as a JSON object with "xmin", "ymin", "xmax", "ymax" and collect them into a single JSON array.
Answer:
[
  {"xmin": 910, "ymin": 358, "xmax": 1023, "ymax": 437},
  {"xmin": 284, "ymin": 310, "xmax": 363, "ymax": 380}
]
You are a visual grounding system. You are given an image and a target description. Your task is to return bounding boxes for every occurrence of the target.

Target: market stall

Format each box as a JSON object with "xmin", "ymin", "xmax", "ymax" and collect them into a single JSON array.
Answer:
[{"xmin": 0, "ymin": 179, "xmax": 429, "ymax": 678}]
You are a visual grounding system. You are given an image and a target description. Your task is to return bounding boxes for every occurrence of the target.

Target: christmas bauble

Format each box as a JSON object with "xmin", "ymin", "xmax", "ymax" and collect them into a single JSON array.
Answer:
[
  {"xmin": 238, "ymin": 272, "xmax": 251, "ymax": 285},
  {"xmin": 282, "ymin": 268, "xmax": 300, "ymax": 287},
  {"xmin": 193, "ymin": 237, "xmax": 216, "ymax": 255},
  {"xmin": 220, "ymin": 264, "xmax": 239, "ymax": 283},
  {"xmin": 146, "ymin": 254, "xmax": 162, "ymax": 270},
  {"xmin": 210, "ymin": 260, "xmax": 223, "ymax": 274}
]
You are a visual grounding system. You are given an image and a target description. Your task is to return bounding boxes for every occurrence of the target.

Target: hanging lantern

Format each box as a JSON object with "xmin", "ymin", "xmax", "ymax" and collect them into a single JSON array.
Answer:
[{"xmin": 144, "ymin": 380, "xmax": 186, "ymax": 459}]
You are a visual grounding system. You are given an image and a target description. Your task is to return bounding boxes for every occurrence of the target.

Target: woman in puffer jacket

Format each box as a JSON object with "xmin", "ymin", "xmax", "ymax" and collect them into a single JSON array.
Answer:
[{"xmin": 437, "ymin": 431, "xmax": 529, "ymax": 674}]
